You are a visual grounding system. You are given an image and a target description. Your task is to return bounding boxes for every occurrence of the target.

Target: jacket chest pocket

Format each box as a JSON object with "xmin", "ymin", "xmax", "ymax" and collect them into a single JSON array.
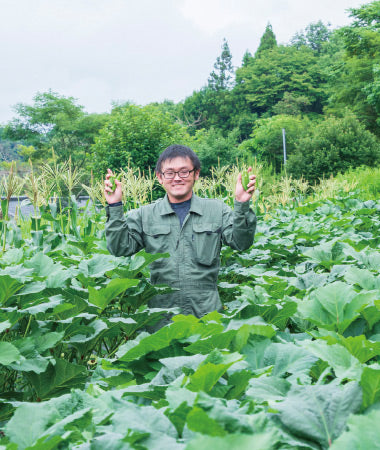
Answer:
[
  {"xmin": 192, "ymin": 223, "xmax": 221, "ymax": 266},
  {"xmin": 143, "ymin": 223, "xmax": 171, "ymax": 254}
]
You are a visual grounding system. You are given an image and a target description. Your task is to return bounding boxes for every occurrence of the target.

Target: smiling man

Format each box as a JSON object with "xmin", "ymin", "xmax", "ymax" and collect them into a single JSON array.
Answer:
[{"xmin": 104, "ymin": 144, "xmax": 257, "ymax": 327}]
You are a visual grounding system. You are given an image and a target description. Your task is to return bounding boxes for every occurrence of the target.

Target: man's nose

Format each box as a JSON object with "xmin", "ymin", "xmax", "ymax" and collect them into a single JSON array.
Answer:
[{"xmin": 173, "ymin": 172, "xmax": 182, "ymax": 180}]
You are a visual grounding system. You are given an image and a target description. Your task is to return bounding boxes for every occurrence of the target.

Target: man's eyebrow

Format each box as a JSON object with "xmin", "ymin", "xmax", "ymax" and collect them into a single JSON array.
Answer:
[{"xmin": 163, "ymin": 166, "xmax": 191, "ymax": 171}]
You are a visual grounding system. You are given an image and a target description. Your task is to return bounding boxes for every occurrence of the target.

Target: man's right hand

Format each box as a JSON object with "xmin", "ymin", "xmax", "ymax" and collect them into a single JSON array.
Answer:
[{"xmin": 104, "ymin": 168, "xmax": 123, "ymax": 204}]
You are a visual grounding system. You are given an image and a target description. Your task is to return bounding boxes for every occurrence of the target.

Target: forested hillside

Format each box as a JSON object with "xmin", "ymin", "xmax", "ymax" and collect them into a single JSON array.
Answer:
[{"xmin": 2, "ymin": 1, "xmax": 380, "ymax": 181}]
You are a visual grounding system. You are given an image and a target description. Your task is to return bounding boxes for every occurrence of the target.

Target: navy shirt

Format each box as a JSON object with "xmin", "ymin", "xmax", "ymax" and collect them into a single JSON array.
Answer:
[{"xmin": 170, "ymin": 198, "xmax": 191, "ymax": 227}]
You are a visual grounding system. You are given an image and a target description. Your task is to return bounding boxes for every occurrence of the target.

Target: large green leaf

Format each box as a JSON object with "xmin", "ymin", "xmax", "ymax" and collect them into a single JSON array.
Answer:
[
  {"xmin": 276, "ymin": 382, "xmax": 362, "ymax": 448},
  {"xmin": 0, "ymin": 342, "xmax": 21, "ymax": 366},
  {"xmin": 88, "ymin": 278, "xmax": 139, "ymax": 310},
  {"xmin": 302, "ymin": 241, "xmax": 346, "ymax": 269},
  {"xmin": 116, "ymin": 316, "xmax": 223, "ymax": 363},
  {"xmin": 302, "ymin": 340, "xmax": 363, "ymax": 381},
  {"xmin": 246, "ymin": 376, "xmax": 291, "ymax": 403},
  {"xmin": 114, "ymin": 250, "xmax": 170, "ymax": 278},
  {"xmin": 263, "ymin": 342, "xmax": 318, "ymax": 383},
  {"xmin": 186, "ymin": 407, "xmax": 226, "ymax": 436},
  {"xmin": 186, "ymin": 351, "xmax": 242, "ymax": 393},
  {"xmin": 23, "ymin": 252, "xmax": 74, "ymax": 288},
  {"xmin": 26, "ymin": 359, "xmax": 87, "ymax": 400},
  {"xmin": 360, "ymin": 365, "xmax": 380, "ymax": 409},
  {"xmin": 78, "ymin": 254, "xmax": 120, "ymax": 278},
  {"xmin": 241, "ymin": 336, "xmax": 272, "ymax": 371},
  {"xmin": 0, "ymin": 275, "xmax": 24, "ymax": 305},
  {"xmin": 312, "ymin": 330, "xmax": 380, "ymax": 363},
  {"xmin": 344, "ymin": 266, "xmax": 380, "ymax": 290},
  {"xmin": 330, "ymin": 409, "xmax": 380, "ymax": 449},
  {"xmin": 185, "ymin": 431, "xmax": 279, "ymax": 450},
  {"xmin": 297, "ymin": 281, "xmax": 372, "ymax": 333}
]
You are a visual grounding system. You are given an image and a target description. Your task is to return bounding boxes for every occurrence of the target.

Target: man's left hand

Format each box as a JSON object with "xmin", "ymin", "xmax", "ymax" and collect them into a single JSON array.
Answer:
[{"xmin": 235, "ymin": 168, "xmax": 256, "ymax": 202}]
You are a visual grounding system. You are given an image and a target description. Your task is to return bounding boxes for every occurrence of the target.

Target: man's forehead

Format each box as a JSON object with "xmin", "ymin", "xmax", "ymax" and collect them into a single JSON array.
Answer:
[{"xmin": 161, "ymin": 157, "xmax": 193, "ymax": 169}]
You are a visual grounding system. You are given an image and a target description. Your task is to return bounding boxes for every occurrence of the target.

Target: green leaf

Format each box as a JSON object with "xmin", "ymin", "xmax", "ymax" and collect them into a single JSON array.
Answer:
[
  {"xmin": 186, "ymin": 351, "xmax": 242, "ymax": 393},
  {"xmin": 246, "ymin": 376, "xmax": 291, "ymax": 403},
  {"xmin": 116, "ymin": 250, "xmax": 170, "ymax": 278},
  {"xmin": 330, "ymin": 409, "xmax": 380, "ymax": 449},
  {"xmin": 0, "ymin": 248, "xmax": 23, "ymax": 265},
  {"xmin": 78, "ymin": 254, "xmax": 120, "ymax": 278},
  {"xmin": 184, "ymin": 330, "xmax": 236, "ymax": 355},
  {"xmin": 187, "ymin": 406, "xmax": 226, "ymax": 436},
  {"xmin": 297, "ymin": 281, "xmax": 371, "ymax": 333},
  {"xmin": 185, "ymin": 431, "xmax": 279, "ymax": 450},
  {"xmin": 88, "ymin": 278, "xmax": 139, "ymax": 310},
  {"xmin": 0, "ymin": 275, "xmax": 23, "ymax": 305},
  {"xmin": 241, "ymin": 336, "xmax": 272, "ymax": 370},
  {"xmin": 25, "ymin": 435, "xmax": 63, "ymax": 449},
  {"xmin": 302, "ymin": 241, "xmax": 346, "ymax": 269},
  {"xmin": 302, "ymin": 340, "xmax": 363, "ymax": 381},
  {"xmin": 344, "ymin": 266, "xmax": 380, "ymax": 290},
  {"xmin": 360, "ymin": 365, "xmax": 380, "ymax": 409},
  {"xmin": 116, "ymin": 316, "xmax": 219, "ymax": 363},
  {"xmin": 263, "ymin": 342, "xmax": 318, "ymax": 383},
  {"xmin": 312, "ymin": 330, "xmax": 380, "ymax": 363},
  {"xmin": 276, "ymin": 382, "xmax": 362, "ymax": 448},
  {"xmin": 0, "ymin": 342, "xmax": 21, "ymax": 365},
  {"xmin": 26, "ymin": 359, "xmax": 87, "ymax": 400}
]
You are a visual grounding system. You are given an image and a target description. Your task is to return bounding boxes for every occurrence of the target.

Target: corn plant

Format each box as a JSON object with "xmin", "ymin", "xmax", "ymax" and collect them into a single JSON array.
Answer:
[{"xmin": 0, "ymin": 162, "xmax": 24, "ymax": 252}]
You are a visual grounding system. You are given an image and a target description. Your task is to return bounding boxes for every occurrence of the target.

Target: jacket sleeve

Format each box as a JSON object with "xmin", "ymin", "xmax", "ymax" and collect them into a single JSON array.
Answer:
[
  {"xmin": 105, "ymin": 205, "xmax": 145, "ymax": 257},
  {"xmin": 221, "ymin": 200, "xmax": 257, "ymax": 251}
]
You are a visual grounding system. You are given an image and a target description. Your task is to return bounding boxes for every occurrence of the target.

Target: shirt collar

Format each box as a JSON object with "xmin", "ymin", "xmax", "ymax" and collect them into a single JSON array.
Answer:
[{"xmin": 159, "ymin": 193, "xmax": 203, "ymax": 216}]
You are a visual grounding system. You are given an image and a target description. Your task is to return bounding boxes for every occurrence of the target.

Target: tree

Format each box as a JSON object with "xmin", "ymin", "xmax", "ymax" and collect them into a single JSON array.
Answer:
[
  {"xmin": 242, "ymin": 50, "xmax": 254, "ymax": 67},
  {"xmin": 272, "ymin": 92, "xmax": 312, "ymax": 116},
  {"xmin": 3, "ymin": 91, "xmax": 108, "ymax": 168},
  {"xmin": 287, "ymin": 112, "xmax": 380, "ymax": 182},
  {"xmin": 239, "ymin": 115, "xmax": 311, "ymax": 172},
  {"xmin": 191, "ymin": 127, "xmax": 245, "ymax": 176},
  {"xmin": 291, "ymin": 21, "xmax": 332, "ymax": 54},
  {"xmin": 91, "ymin": 104, "xmax": 191, "ymax": 175},
  {"xmin": 325, "ymin": 1, "xmax": 380, "ymax": 136},
  {"xmin": 255, "ymin": 23, "xmax": 277, "ymax": 56},
  {"xmin": 208, "ymin": 38, "xmax": 234, "ymax": 91},
  {"xmin": 235, "ymin": 45, "xmax": 327, "ymax": 116}
]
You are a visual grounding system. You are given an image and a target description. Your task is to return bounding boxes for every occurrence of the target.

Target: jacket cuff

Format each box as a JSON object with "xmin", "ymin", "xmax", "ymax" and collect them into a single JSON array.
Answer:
[
  {"xmin": 105, "ymin": 204, "xmax": 124, "ymax": 221},
  {"xmin": 233, "ymin": 199, "xmax": 251, "ymax": 213}
]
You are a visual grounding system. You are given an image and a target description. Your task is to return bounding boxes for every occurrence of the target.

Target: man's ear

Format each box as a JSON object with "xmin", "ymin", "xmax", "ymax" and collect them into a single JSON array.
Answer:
[
  {"xmin": 156, "ymin": 172, "xmax": 164, "ymax": 185},
  {"xmin": 194, "ymin": 169, "xmax": 200, "ymax": 181}
]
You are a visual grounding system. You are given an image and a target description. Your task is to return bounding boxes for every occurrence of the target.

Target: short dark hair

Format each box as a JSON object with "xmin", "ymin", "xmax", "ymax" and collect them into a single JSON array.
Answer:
[{"xmin": 155, "ymin": 145, "xmax": 201, "ymax": 173}]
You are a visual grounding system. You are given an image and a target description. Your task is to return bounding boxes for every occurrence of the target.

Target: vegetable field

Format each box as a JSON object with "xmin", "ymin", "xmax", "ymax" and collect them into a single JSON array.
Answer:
[{"xmin": 0, "ymin": 193, "xmax": 380, "ymax": 449}]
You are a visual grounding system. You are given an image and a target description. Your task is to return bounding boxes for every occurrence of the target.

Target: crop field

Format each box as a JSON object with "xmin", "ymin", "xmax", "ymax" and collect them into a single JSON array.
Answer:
[{"xmin": 0, "ymin": 191, "xmax": 379, "ymax": 449}]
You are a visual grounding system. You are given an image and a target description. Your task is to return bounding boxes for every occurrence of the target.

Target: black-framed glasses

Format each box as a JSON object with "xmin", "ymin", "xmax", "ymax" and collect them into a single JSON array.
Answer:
[{"xmin": 162, "ymin": 169, "xmax": 195, "ymax": 179}]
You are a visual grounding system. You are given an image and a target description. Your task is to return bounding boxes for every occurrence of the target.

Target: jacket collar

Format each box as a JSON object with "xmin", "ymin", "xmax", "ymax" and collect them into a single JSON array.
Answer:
[{"xmin": 159, "ymin": 193, "xmax": 203, "ymax": 216}]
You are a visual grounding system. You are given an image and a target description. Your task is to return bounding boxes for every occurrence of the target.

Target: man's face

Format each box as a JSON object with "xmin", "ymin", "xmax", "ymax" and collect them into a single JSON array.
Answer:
[{"xmin": 157, "ymin": 156, "xmax": 200, "ymax": 203}]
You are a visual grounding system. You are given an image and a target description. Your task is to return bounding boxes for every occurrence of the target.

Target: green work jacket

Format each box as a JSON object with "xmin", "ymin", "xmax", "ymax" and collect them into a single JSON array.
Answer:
[{"xmin": 105, "ymin": 193, "xmax": 256, "ymax": 321}]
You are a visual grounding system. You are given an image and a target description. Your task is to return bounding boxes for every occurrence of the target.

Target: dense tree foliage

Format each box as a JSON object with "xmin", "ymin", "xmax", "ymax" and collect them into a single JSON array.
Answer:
[
  {"xmin": 91, "ymin": 104, "xmax": 191, "ymax": 174},
  {"xmin": 191, "ymin": 127, "xmax": 244, "ymax": 176},
  {"xmin": 287, "ymin": 113, "xmax": 380, "ymax": 181},
  {"xmin": 255, "ymin": 23, "xmax": 277, "ymax": 56},
  {"xmin": 239, "ymin": 115, "xmax": 312, "ymax": 172},
  {"xmin": 3, "ymin": 91, "xmax": 108, "ymax": 168}
]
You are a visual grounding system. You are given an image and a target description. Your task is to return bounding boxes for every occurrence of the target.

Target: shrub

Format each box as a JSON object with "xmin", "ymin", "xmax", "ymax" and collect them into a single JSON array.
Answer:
[{"xmin": 287, "ymin": 112, "xmax": 380, "ymax": 182}]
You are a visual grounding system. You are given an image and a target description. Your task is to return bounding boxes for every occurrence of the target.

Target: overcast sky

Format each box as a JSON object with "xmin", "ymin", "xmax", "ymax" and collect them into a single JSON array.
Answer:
[{"xmin": 0, "ymin": 0, "xmax": 371, "ymax": 124}]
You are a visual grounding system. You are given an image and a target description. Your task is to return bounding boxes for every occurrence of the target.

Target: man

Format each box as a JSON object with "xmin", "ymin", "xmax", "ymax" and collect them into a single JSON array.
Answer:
[{"xmin": 104, "ymin": 144, "xmax": 256, "ymax": 325}]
